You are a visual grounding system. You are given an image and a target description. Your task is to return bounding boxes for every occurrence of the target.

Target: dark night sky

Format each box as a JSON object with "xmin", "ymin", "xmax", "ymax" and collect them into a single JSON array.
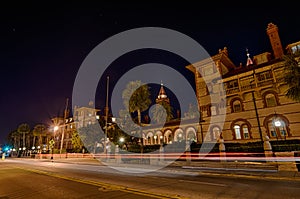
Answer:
[{"xmin": 1, "ymin": 1, "xmax": 299, "ymax": 144}]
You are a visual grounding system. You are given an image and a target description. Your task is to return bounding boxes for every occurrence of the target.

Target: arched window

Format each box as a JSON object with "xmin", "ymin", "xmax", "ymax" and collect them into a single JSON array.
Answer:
[
  {"xmin": 242, "ymin": 125, "xmax": 250, "ymax": 139},
  {"xmin": 210, "ymin": 126, "xmax": 221, "ymax": 141},
  {"xmin": 233, "ymin": 100, "xmax": 242, "ymax": 112},
  {"xmin": 234, "ymin": 125, "xmax": 241, "ymax": 139},
  {"xmin": 230, "ymin": 98, "xmax": 243, "ymax": 113},
  {"xmin": 265, "ymin": 93, "xmax": 277, "ymax": 107},
  {"xmin": 231, "ymin": 120, "xmax": 251, "ymax": 140},
  {"xmin": 265, "ymin": 114, "xmax": 289, "ymax": 139},
  {"xmin": 263, "ymin": 91, "xmax": 279, "ymax": 108}
]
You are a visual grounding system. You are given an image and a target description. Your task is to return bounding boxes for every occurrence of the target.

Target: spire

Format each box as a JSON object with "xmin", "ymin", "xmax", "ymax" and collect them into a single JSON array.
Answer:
[
  {"xmin": 246, "ymin": 48, "xmax": 253, "ymax": 66},
  {"xmin": 156, "ymin": 82, "xmax": 170, "ymax": 104}
]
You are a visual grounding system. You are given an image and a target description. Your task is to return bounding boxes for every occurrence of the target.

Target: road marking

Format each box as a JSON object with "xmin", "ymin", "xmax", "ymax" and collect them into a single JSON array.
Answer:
[
  {"xmin": 179, "ymin": 180, "xmax": 227, "ymax": 187},
  {"xmin": 14, "ymin": 166, "xmax": 188, "ymax": 199},
  {"xmin": 199, "ymin": 171, "xmax": 300, "ymax": 182}
]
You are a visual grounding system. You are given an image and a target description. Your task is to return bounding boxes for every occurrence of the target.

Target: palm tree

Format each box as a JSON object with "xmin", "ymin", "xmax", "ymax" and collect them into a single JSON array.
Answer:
[
  {"xmin": 32, "ymin": 124, "xmax": 47, "ymax": 148},
  {"xmin": 122, "ymin": 80, "xmax": 152, "ymax": 125},
  {"xmin": 6, "ymin": 129, "xmax": 19, "ymax": 148},
  {"xmin": 17, "ymin": 123, "xmax": 30, "ymax": 149},
  {"xmin": 284, "ymin": 52, "xmax": 300, "ymax": 102},
  {"xmin": 122, "ymin": 80, "xmax": 152, "ymax": 154}
]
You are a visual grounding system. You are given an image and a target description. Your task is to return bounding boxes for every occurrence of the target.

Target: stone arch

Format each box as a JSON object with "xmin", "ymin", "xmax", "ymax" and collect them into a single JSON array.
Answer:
[
  {"xmin": 146, "ymin": 131, "xmax": 154, "ymax": 145},
  {"xmin": 164, "ymin": 129, "xmax": 173, "ymax": 144},
  {"xmin": 261, "ymin": 90, "xmax": 280, "ymax": 108},
  {"xmin": 185, "ymin": 126, "xmax": 197, "ymax": 142},
  {"xmin": 263, "ymin": 113, "xmax": 290, "ymax": 138},
  {"xmin": 174, "ymin": 128, "xmax": 184, "ymax": 142},
  {"xmin": 154, "ymin": 130, "xmax": 163, "ymax": 145}
]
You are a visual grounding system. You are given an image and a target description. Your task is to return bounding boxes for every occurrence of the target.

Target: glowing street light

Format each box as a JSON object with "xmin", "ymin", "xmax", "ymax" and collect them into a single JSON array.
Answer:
[{"xmin": 54, "ymin": 125, "xmax": 59, "ymax": 132}]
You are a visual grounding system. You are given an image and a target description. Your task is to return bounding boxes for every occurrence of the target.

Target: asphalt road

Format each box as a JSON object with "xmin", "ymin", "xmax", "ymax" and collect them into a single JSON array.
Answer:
[{"xmin": 1, "ymin": 158, "xmax": 300, "ymax": 199}]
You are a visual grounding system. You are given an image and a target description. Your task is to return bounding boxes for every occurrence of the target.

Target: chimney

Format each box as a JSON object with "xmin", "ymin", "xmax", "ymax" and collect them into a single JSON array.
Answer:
[{"xmin": 266, "ymin": 23, "xmax": 284, "ymax": 59}]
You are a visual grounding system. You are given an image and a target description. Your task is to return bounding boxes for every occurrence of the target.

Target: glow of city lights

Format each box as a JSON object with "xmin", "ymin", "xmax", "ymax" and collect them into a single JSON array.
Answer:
[
  {"xmin": 54, "ymin": 126, "xmax": 59, "ymax": 132},
  {"xmin": 119, "ymin": 137, "xmax": 125, "ymax": 143}
]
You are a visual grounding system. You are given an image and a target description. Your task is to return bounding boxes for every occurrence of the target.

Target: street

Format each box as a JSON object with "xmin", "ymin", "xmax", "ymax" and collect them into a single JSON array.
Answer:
[{"xmin": 0, "ymin": 158, "xmax": 300, "ymax": 199}]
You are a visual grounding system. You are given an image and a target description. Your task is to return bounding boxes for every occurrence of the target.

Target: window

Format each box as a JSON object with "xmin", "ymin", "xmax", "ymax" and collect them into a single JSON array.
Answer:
[
  {"xmin": 256, "ymin": 70, "xmax": 273, "ymax": 81},
  {"xmin": 234, "ymin": 125, "xmax": 241, "ymax": 139},
  {"xmin": 233, "ymin": 100, "xmax": 242, "ymax": 112},
  {"xmin": 211, "ymin": 106, "xmax": 217, "ymax": 115},
  {"xmin": 267, "ymin": 116, "xmax": 288, "ymax": 139},
  {"xmin": 212, "ymin": 127, "xmax": 221, "ymax": 141},
  {"xmin": 242, "ymin": 125, "xmax": 249, "ymax": 139},
  {"xmin": 265, "ymin": 93, "xmax": 277, "ymax": 107},
  {"xmin": 232, "ymin": 122, "xmax": 251, "ymax": 140},
  {"xmin": 231, "ymin": 98, "xmax": 243, "ymax": 113},
  {"xmin": 202, "ymin": 64, "xmax": 214, "ymax": 76},
  {"xmin": 226, "ymin": 80, "xmax": 239, "ymax": 89}
]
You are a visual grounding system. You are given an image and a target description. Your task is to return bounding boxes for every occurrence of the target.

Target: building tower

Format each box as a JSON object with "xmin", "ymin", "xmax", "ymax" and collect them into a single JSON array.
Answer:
[
  {"xmin": 266, "ymin": 22, "xmax": 284, "ymax": 59},
  {"xmin": 246, "ymin": 48, "xmax": 253, "ymax": 66},
  {"xmin": 156, "ymin": 82, "xmax": 170, "ymax": 104}
]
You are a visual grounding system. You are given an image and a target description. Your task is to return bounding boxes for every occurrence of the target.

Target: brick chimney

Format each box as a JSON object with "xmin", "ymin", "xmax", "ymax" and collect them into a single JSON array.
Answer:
[{"xmin": 266, "ymin": 23, "xmax": 284, "ymax": 59}]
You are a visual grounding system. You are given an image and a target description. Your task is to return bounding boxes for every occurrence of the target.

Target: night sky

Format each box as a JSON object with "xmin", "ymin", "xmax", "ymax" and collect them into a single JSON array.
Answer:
[{"xmin": 1, "ymin": 2, "xmax": 299, "ymax": 143}]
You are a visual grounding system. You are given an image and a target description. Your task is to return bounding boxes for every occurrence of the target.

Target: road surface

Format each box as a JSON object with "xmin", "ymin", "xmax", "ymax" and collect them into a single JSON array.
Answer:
[{"xmin": 0, "ymin": 158, "xmax": 300, "ymax": 199}]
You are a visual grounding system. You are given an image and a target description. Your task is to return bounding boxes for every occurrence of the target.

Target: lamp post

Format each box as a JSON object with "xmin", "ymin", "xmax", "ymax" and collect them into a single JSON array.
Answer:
[
  {"xmin": 60, "ymin": 98, "xmax": 69, "ymax": 155},
  {"xmin": 104, "ymin": 76, "xmax": 110, "ymax": 158},
  {"xmin": 250, "ymin": 70, "xmax": 263, "ymax": 143},
  {"xmin": 251, "ymin": 91, "xmax": 263, "ymax": 143},
  {"xmin": 51, "ymin": 126, "xmax": 58, "ymax": 160}
]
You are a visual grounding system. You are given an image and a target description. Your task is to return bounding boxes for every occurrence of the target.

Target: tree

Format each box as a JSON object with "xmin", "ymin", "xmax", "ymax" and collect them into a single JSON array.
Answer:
[
  {"xmin": 151, "ymin": 101, "xmax": 173, "ymax": 124},
  {"xmin": 122, "ymin": 80, "xmax": 152, "ymax": 154},
  {"xmin": 17, "ymin": 123, "xmax": 30, "ymax": 149},
  {"xmin": 7, "ymin": 129, "xmax": 19, "ymax": 148},
  {"xmin": 32, "ymin": 124, "xmax": 47, "ymax": 148},
  {"xmin": 284, "ymin": 52, "xmax": 300, "ymax": 102},
  {"xmin": 122, "ymin": 80, "xmax": 152, "ymax": 125},
  {"xmin": 71, "ymin": 129, "xmax": 84, "ymax": 153}
]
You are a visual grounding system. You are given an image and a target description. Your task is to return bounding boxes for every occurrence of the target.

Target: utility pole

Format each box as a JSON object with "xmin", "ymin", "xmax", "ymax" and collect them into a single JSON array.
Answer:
[
  {"xmin": 104, "ymin": 76, "xmax": 109, "ymax": 157},
  {"xmin": 60, "ymin": 98, "xmax": 69, "ymax": 155}
]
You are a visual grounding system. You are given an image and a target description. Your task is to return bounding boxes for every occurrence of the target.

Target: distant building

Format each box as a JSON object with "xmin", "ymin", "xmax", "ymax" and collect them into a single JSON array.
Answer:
[{"xmin": 51, "ymin": 101, "xmax": 100, "ymax": 152}]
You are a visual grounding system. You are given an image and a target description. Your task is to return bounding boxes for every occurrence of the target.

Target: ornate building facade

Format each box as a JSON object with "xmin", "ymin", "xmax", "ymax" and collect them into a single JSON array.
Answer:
[{"xmin": 141, "ymin": 23, "xmax": 300, "ymax": 145}]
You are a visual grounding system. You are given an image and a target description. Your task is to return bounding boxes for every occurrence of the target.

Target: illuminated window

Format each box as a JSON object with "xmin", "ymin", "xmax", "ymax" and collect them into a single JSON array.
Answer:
[
  {"xmin": 267, "ymin": 116, "xmax": 288, "ymax": 138},
  {"xmin": 234, "ymin": 125, "xmax": 241, "ymax": 139},
  {"xmin": 233, "ymin": 123, "xmax": 251, "ymax": 140}
]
